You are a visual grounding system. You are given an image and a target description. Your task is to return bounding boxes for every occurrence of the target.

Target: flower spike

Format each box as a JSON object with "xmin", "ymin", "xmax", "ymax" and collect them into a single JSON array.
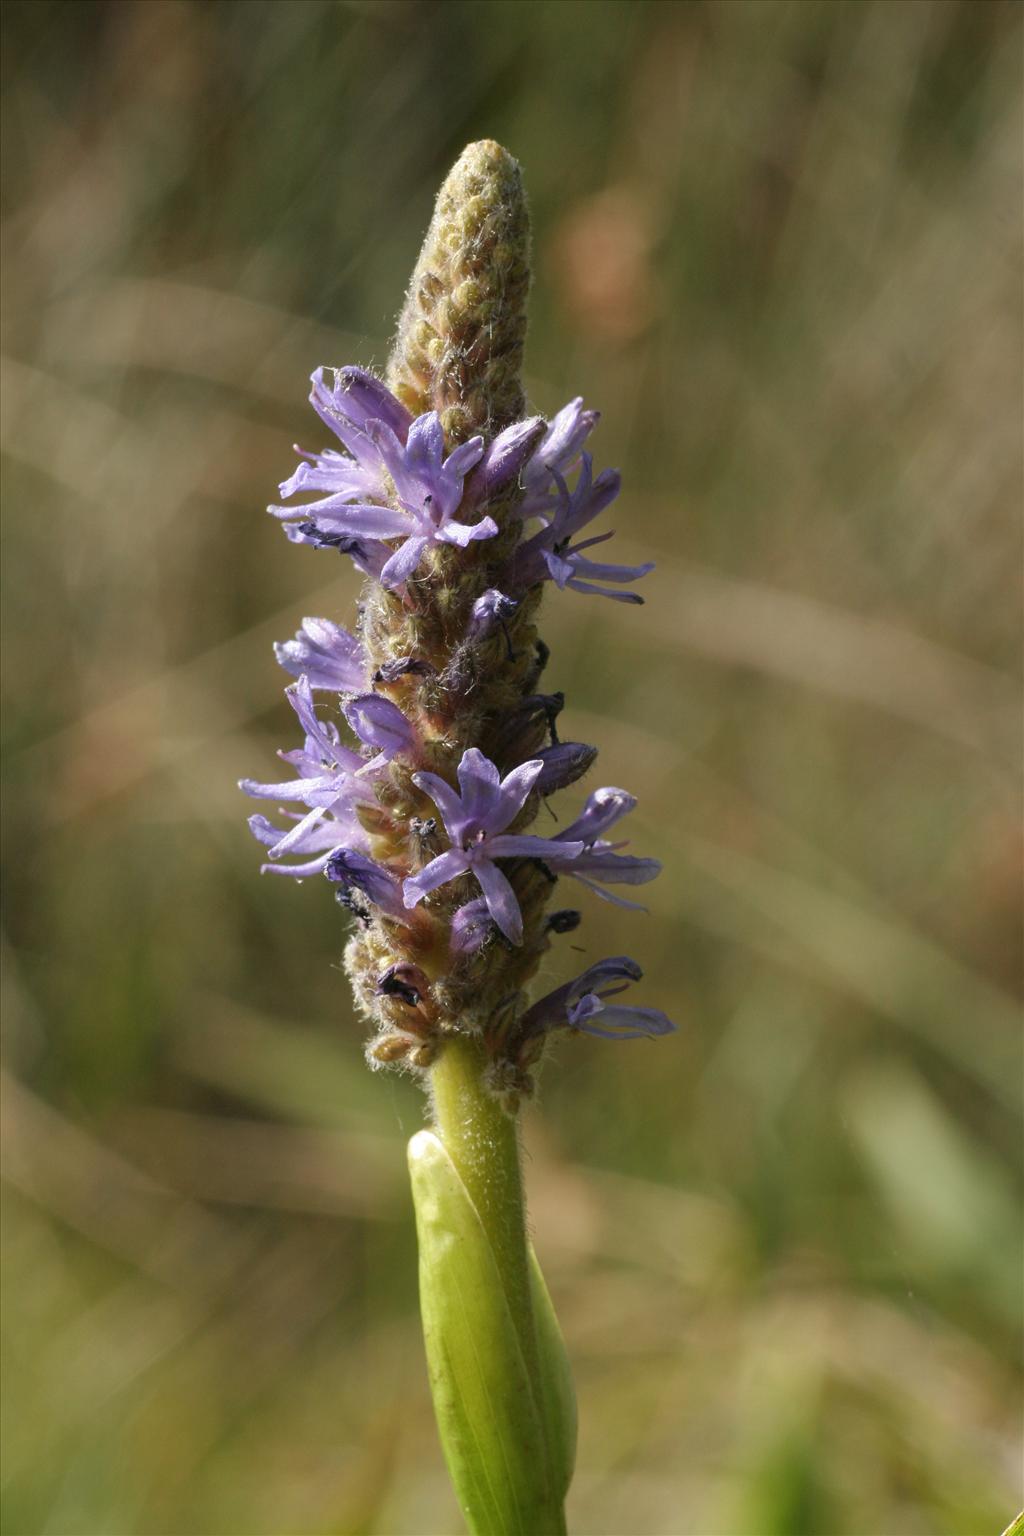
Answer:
[{"xmin": 241, "ymin": 140, "xmax": 674, "ymax": 1536}]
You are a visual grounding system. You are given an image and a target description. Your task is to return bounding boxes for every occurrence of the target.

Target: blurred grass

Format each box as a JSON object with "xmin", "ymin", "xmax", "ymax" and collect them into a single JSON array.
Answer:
[{"xmin": 1, "ymin": 1, "xmax": 1021, "ymax": 1533}]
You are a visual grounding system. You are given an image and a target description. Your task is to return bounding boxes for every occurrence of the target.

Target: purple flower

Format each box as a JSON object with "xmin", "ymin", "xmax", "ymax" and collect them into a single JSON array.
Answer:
[
  {"xmin": 365, "ymin": 412, "xmax": 497, "ymax": 586},
  {"xmin": 247, "ymin": 324, "xmax": 673, "ymax": 1077},
  {"xmin": 240, "ymin": 677, "xmax": 364, "ymax": 808},
  {"xmin": 519, "ymin": 956, "xmax": 674, "ymax": 1042},
  {"xmin": 511, "ymin": 455, "xmax": 654, "ymax": 603},
  {"xmin": 520, "ymin": 398, "xmax": 600, "ymax": 516},
  {"xmin": 270, "ymin": 370, "xmax": 499, "ymax": 588},
  {"xmin": 274, "ymin": 617, "xmax": 365, "ymax": 692},
  {"xmin": 343, "ymin": 693, "xmax": 418, "ymax": 766},
  {"xmin": 461, "ymin": 417, "xmax": 546, "ymax": 510},
  {"xmin": 279, "ymin": 367, "xmax": 408, "ymax": 505},
  {"xmin": 567, "ymin": 992, "xmax": 675, "ymax": 1039},
  {"xmin": 403, "ymin": 748, "xmax": 584, "ymax": 944},
  {"xmin": 326, "ymin": 850, "xmax": 408, "ymax": 921},
  {"xmin": 239, "ymin": 676, "xmax": 375, "ymax": 873},
  {"xmin": 247, "ymin": 806, "xmax": 368, "ymax": 879},
  {"xmin": 554, "ymin": 786, "xmax": 662, "ymax": 908}
]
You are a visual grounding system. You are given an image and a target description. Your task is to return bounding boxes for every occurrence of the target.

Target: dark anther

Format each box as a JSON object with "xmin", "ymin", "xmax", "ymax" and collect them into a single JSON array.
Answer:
[
  {"xmin": 546, "ymin": 909, "xmax": 581, "ymax": 934},
  {"xmin": 543, "ymin": 690, "xmax": 564, "ymax": 744},
  {"xmin": 377, "ymin": 973, "xmax": 422, "ymax": 1007},
  {"xmin": 300, "ymin": 523, "xmax": 368, "ymax": 561},
  {"xmin": 519, "ymin": 691, "xmax": 564, "ymax": 745},
  {"xmin": 374, "ymin": 657, "xmax": 434, "ymax": 683},
  {"xmin": 410, "ymin": 817, "xmax": 437, "ymax": 839}
]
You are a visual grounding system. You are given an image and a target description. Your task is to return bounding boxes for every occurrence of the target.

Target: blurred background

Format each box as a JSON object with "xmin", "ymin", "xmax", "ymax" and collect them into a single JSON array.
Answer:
[{"xmin": 1, "ymin": 2, "xmax": 1021, "ymax": 1532}]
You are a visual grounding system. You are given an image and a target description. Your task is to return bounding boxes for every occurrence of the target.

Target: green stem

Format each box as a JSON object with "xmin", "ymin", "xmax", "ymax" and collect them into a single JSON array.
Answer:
[{"xmin": 430, "ymin": 1035, "xmax": 567, "ymax": 1536}]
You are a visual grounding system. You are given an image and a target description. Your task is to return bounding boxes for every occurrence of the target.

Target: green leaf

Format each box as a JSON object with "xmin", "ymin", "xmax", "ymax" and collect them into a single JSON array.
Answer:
[
  {"xmin": 408, "ymin": 1131, "xmax": 565, "ymax": 1536},
  {"xmin": 528, "ymin": 1246, "xmax": 577, "ymax": 1503}
]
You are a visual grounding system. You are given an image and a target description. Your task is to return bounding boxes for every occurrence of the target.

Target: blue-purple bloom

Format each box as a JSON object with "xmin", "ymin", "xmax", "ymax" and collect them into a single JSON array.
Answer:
[
  {"xmin": 512, "ymin": 455, "xmax": 654, "ymax": 603},
  {"xmin": 245, "ymin": 348, "xmax": 673, "ymax": 1060},
  {"xmin": 462, "ymin": 417, "xmax": 546, "ymax": 510},
  {"xmin": 274, "ymin": 617, "xmax": 365, "ymax": 692},
  {"xmin": 240, "ymin": 676, "xmax": 376, "ymax": 876},
  {"xmin": 519, "ymin": 956, "xmax": 674, "ymax": 1042},
  {"xmin": 555, "ymin": 786, "xmax": 662, "ymax": 907},
  {"xmin": 344, "ymin": 693, "xmax": 418, "ymax": 766},
  {"xmin": 404, "ymin": 748, "xmax": 584, "ymax": 944},
  {"xmin": 520, "ymin": 398, "xmax": 600, "ymax": 517},
  {"xmin": 278, "ymin": 367, "xmax": 408, "ymax": 506},
  {"xmin": 270, "ymin": 370, "xmax": 503, "ymax": 588},
  {"xmin": 247, "ymin": 807, "xmax": 369, "ymax": 879}
]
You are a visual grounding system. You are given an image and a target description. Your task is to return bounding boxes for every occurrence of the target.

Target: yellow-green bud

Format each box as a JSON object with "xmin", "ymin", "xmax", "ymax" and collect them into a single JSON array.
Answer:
[{"xmin": 387, "ymin": 140, "xmax": 531, "ymax": 444}]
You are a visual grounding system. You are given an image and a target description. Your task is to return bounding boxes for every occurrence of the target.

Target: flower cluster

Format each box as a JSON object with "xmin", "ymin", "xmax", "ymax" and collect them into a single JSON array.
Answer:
[{"xmin": 242, "ymin": 142, "xmax": 673, "ymax": 1104}]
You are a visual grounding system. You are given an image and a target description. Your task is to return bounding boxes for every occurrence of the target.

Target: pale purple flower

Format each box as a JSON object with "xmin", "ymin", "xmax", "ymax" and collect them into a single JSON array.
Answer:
[
  {"xmin": 511, "ymin": 455, "xmax": 654, "ymax": 603},
  {"xmin": 343, "ymin": 693, "xmax": 418, "ymax": 766},
  {"xmin": 519, "ymin": 956, "xmax": 674, "ymax": 1042},
  {"xmin": 520, "ymin": 398, "xmax": 600, "ymax": 516},
  {"xmin": 403, "ymin": 748, "xmax": 584, "ymax": 944},
  {"xmin": 568, "ymin": 992, "xmax": 675, "ymax": 1039},
  {"xmin": 270, "ymin": 369, "xmax": 499, "ymax": 587},
  {"xmin": 240, "ymin": 676, "xmax": 375, "ymax": 872},
  {"xmin": 462, "ymin": 417, "xmax": 545, "ymax": 510},
  {"xmin": 273, "ymin": 415, "xmax": 495, "ymax": 588},
  {"xmin": 278, "ymin": 367, "xmax": 408, "ymax": 506},
  {"xmin": 554, "ymin": 786, "xmax": 662, "ymax": 908},
  {"xmin": 274, "ymin": 617, "xmax": 365, "ymax": 692},
  {"xmin": 365, "ymin": 412, "xmax": 497, "ymax": 586},
  {"xmin": 247, "ymin": 805, "xmax": 368, "ymax": 879},
  {"xmin": 311, "ymin": 364, "xmax": 414, "ymax": 442},
  {"xmin": 240, "ymin": 677, "xmax": 364, "ymax": 807}
]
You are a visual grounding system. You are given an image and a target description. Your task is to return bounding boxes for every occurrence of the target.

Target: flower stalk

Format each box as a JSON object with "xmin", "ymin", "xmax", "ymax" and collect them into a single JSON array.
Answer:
[
  {"xmin": 429, "ymin": 1034, "xmax": 534, "ymax": 1336},
  {"xmin": 241, "ymin": 140, "xmax": 673, "ymax": 1534},
  {"xmin": 414, "ymin": 1035, "xmax": 572, "ymax": 1535}
]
